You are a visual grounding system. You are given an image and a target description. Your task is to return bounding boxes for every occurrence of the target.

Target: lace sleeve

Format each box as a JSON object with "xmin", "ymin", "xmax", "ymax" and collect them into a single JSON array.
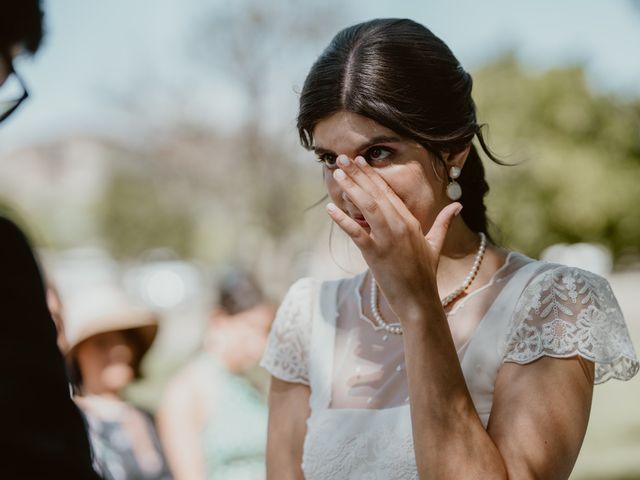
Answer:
[
  {"xmin": 503, "ymin": 265, "xmax": 639, "ymax": 384},
  {"xmin": 260, "ymin": 277, "xmax": 315, "ymax": 385}
]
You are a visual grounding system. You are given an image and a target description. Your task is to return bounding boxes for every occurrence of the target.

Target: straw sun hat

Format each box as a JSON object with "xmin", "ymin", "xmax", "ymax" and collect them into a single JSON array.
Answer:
[{"xmin": 63, "ymin": 283, "xmax": 158, "ymax": 361}]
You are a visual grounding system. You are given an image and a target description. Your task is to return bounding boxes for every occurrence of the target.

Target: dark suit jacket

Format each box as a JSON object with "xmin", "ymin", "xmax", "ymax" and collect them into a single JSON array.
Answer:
[{"xmin": 0, "ymin": 216, "xmax": 101, "ymax": 478}]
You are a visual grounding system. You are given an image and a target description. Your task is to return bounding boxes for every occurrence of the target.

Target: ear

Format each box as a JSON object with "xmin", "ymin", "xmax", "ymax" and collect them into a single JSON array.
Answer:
[{"xmin": 441, "ymin": 144, "xmax": 471, "ymax": 171}]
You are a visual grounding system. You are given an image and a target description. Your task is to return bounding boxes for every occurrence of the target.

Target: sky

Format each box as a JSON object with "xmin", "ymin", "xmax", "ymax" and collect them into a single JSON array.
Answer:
[{"xmin": 0, "ymin": 0, "xmax": 639, "ymax": 152}]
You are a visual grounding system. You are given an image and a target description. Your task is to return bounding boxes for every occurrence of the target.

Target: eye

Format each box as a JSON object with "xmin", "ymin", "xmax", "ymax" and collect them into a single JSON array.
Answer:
[
  {"xmin": 316, "ymin": 153, "xmax": 338, "ymax": 169},
  {"xmin": 364, "ymin": 147, "xmax": 393, "ymax": 163}
]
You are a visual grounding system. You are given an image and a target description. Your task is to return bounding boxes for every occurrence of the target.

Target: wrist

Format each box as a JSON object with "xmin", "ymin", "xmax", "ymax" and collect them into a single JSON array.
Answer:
[{"xmin": 395, "ymin": 293, "xmax": 445, "ymax": 327}]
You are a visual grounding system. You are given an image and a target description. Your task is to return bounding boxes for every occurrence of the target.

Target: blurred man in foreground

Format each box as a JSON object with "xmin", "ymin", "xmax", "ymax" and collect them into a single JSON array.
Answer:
[{"xmin": 0, "ymin": 1, "xmax": 101, "ymax": 477}]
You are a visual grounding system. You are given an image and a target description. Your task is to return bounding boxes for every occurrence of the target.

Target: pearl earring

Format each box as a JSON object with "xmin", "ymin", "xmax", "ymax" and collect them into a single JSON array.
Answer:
[{"xmin": 446, "ymin": 166, "xmax": 462, "ymax": 200}]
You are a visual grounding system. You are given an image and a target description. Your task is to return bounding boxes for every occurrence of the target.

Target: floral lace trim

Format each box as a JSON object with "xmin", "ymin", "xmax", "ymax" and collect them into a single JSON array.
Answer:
[
  {"xmin": 260, "ymin": 278, "xmax": 314, "ymax": 385},
  {"xmin": 504, "ymin": 266, "xmax": 639, "ymax": 384}
]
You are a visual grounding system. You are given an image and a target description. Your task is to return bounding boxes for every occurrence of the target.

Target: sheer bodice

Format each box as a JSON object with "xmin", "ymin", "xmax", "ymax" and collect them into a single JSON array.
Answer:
[
  {"xmin": 330, "ymin": 252, "xmax": 534, "ymax": 409},
  {"xmin": 261, "ymin": 253, "xmax": 638, "ymax": 479}
]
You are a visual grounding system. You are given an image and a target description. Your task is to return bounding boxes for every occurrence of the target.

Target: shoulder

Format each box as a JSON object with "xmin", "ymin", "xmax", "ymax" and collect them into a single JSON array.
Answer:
[
  {"xmin": 268, "ymin": 277, "xmax": 318, "ymax": 336},
  {"xmin": 0, "ymin": 215, "xmax": 55, "ymax": 340},
  {"xmin": 271, "ymin": 278, "xmax": 318, "ymax": 330},
  {"xmin": 283, "ymin": 277, "xmax": 319, "ymax": 304},
  {"xmin": 0, "ymin": 216, "xmax": 44, "ymax": 293},
  {"xmin": 505, "ymin": 262, "xmax": 639, "ymax": 383},
  {"xmin": 516, "ymin": 263, "xmax": 616, "ymax": 317},
  {"xmin": 0, "ymin": 215, "xmax": 24, "ymax": 236},
  {"xmin": 531, "ymin": 262, "xmax": 607, "ymax": 284},
  {"xmin": 167, "ymin": 355, "xmax": 220, "ymax": 396},
  {"xmin": 0, "ymin": 216, "xmax": 36, "ymax": 262},
  {"xmin": 277, "ymin": 274, "xmax": 360, "ymax": 326},
  {"xmin": 275, "ymin": 275, "xmax": 351, "ymax": 320},
  {"xmin": 261, "ymin": 275, "xmax": 352, "ymax": 385},
  {"xmin": 158, "ymin": 362, "xmax": 212, "ymax": 426}
]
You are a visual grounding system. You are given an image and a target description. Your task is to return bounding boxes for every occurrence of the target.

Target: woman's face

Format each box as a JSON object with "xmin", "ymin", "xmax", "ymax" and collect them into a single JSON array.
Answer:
[
  {"xmin": 312, "ymin": 111, "xmax": 450, "ymax": 233},
  {"xmin": 209, "ymin": 308, "xmax": 271, "ymax": 371},
  {"xmin": 75, "ymin": 330, "xmax": 136, "ymax": 396}
]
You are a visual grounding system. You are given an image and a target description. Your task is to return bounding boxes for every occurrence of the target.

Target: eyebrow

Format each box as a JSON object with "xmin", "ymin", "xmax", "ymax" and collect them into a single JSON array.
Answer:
[{"xmin": 313, "ymin": 135, "xmax": 402, "ymax": 155}]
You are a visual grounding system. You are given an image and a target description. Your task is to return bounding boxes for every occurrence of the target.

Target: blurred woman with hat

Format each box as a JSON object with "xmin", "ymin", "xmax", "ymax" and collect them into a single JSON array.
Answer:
[{"xmin": 64, "ymin": 282, "xmax": 173, "ymax": 480}]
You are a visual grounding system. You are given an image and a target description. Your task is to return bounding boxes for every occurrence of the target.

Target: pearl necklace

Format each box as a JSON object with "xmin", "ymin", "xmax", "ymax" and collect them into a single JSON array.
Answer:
[{"xmin": 369, "ymin": 232, "xmax": 487, "ymax": 335}]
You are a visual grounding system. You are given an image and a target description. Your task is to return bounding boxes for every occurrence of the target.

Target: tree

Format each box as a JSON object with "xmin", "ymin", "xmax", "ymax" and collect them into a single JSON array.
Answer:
[
  {"xmin": 191, "ymin": 0, "xmax": 343, "ymax": 243},
  {"xmin": 472, "ymin": 55, "xmax": 640, "ymax": 264},
  {"xmin": 97, "ymin": 168, "xmax": 197, "ymax": 260}
]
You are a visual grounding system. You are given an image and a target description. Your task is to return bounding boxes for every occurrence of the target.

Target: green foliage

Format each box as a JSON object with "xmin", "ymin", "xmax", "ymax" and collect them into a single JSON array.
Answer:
[
  {"xmin": 473, "ymin": 55, "xmax": 640, "ymax": 262},
  {"xmin": 97, "ymin": 171, "xmax": 196, "ymax": 260}
]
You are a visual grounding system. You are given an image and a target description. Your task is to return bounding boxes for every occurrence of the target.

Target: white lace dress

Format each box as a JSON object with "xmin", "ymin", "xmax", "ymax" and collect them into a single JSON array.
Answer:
[{"xmin": 260, "ymin": 253, "xmax": 638, "ymax": 479}]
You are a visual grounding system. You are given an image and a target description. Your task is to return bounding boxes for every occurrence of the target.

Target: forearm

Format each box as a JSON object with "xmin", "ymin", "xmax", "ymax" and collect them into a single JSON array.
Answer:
[
  {"xmin": 265, "ymin": 419, "xmax": 306, "ymax": 480},
  {"xmin": 401, "ymin": 300, "xmax": 507, "ymax": 479},
  {"xmin": 266, "ymin": 378, "xmax": 309, "ymax": 480},
  {"xmin": 266, "ymin": 442, "xmax": 305, "ymax": 480}
]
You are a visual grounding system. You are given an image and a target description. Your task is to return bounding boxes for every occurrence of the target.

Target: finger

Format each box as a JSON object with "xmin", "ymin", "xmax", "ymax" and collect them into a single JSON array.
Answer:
[
  {"xmin": 334, "ymin": 155, "xmax": 409, "ymax": 235},
  {"xmin": 325, "ymin": 202, "xmax": 372, "ymax": 249},
  {"xmin": 352, "ymin": 155, "xmax": 413, "ymax": 222},
  {"xmin": 333, "ymin": 166, "xmax": 389, "ymax": 232},
  {"xmin": 425, "ymin": 202, "xmax": 463, "ymax": 256},
  {"xmin": 337, "ymin": 155, "xmax": 379, "ymax": 198}
]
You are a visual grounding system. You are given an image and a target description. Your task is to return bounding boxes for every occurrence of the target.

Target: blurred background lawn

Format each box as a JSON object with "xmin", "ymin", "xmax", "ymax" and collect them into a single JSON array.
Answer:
[{"xmin": 0, "ymin": 0, "xmax": 639, "ymax": 478}]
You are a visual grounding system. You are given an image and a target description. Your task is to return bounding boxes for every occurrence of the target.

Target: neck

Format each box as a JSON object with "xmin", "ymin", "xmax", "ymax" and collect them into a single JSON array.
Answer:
[
  {"xmin": 205, "ymin": 331, "xmax": 244, "ymax": 374},
  {"xmin": 440, "ymin": 216, "xmax": 482, "ymax": 260},
  {"xmin": 435, "ymin": 217, "xmax": 486, "ymax": 299}
]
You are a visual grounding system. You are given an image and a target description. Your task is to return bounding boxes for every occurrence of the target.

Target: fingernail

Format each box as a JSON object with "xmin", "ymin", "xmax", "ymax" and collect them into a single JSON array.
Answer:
[
  {"xmin": 454, "ymin": 204, "xmax": 463, "ymax": 216},
  {"xmin": 355, "ymin": 156, "xmax": 367, "ymax": 166},
  {"xmin": 337, "ymin": 155, "xmax": 350, "ymax": 167},
  {"xmin": 326, "ymin": 203, "xmax": 337, "ymax": 213},
  {"xmin": 334, "ymin": 169, "xmax": 346, "ymax": 180}
]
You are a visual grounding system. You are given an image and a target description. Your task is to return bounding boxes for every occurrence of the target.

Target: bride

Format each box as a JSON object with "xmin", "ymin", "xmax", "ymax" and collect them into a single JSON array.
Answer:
[{"xmin": 261, "ymin": 18, "xmax": 638, "ymax": 479}]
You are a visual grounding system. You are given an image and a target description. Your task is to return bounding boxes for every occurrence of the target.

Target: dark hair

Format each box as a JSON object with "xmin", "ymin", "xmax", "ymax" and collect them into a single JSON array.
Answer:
[
  {"xmin": 0, "ymin": 0, "xmax": 44, "ymax": 55},
  {"xmin": 298, "ymin": 18, "xmax": 502, "ymax": 235},
  {"xmin": 217, "ymin": 268, "xmax": 265, "ymax": 316}
]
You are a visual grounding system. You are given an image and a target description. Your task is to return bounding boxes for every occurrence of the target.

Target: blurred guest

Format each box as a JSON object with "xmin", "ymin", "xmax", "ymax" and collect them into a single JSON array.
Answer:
[
  {"xmin": 157, "ymin": 268, "xmax": 274, "ymax": 480},
  {"xmin": 0, "ymin": 1, "xmax": 100, "ymax": 476},
  {"xmin": 65, "ymin": 283, "xmax": 173, "ymax": 480}
]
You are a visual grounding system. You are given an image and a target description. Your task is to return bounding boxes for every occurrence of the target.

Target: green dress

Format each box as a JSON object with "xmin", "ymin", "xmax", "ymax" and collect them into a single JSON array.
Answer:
[{"xmin": 195, "ymin": 353, "xmax": 268, "ymax": 480}]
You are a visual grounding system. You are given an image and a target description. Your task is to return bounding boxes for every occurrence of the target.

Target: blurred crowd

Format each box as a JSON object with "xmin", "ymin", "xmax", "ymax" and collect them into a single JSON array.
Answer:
[
  {"xmin": 2, "ymin": 4, "xmax": 277, "ymax": 476},
  {"xmin": 46, "ymin": 259, "xmax": 275, "ymax": 480}
]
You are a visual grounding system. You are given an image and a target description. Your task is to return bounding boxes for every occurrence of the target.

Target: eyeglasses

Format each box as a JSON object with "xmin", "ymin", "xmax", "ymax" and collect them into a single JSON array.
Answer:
[{"xmin": 0, "ymin": 51, "xmax": 29, "ymax": 124}]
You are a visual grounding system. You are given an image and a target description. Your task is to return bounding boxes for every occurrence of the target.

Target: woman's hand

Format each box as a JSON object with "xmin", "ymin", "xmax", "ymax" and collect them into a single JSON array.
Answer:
[{"xmin": 325, "ymin": 154, "xmax": 461, "ymax": 319}]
